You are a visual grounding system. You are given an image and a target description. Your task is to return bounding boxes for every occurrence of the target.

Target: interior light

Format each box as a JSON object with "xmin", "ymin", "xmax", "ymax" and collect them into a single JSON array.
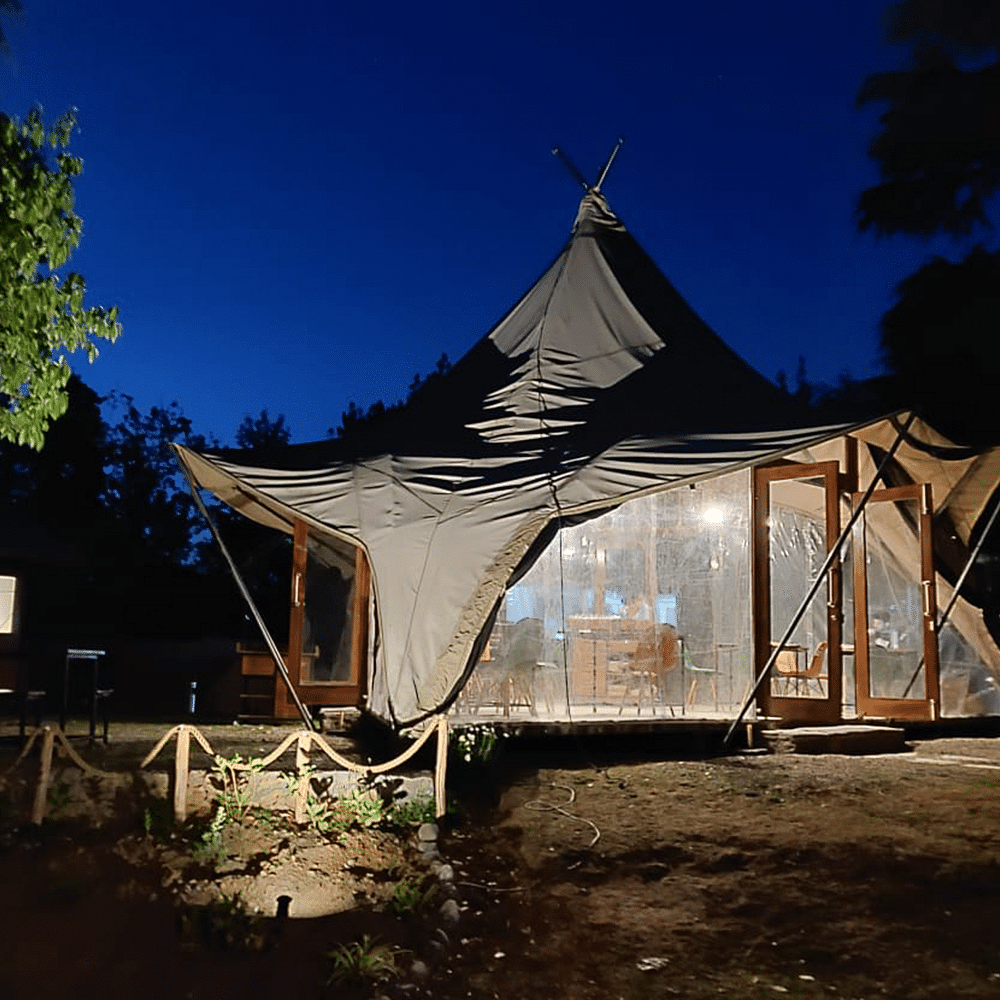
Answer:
[{"xmin": 702, "ymin": 507, "xmax": 724, "ymax": 525}]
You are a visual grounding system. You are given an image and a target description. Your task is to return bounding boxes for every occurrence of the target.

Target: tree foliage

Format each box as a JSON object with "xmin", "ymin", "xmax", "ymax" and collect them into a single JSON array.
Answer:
[
  {"xmin": 0, "ymin": 1, "xmax": 22, "ymax": 54},
  {"xmin": 857, "ymin": 0, "xmax": 1000, "ymax": 241},
  {"xmin": 331, "ymin": 352, "xmax": 453, "ymax": 449},
  {"xmin": 0, "ymin": 108, "xmax": 120, "ymax": 449},
  {"xmin": 879, "ymin": 248, "xmax": 1000, "ymax": 445},
  {"xmin": 100, "ymin": 393, "xmax": 213, "ymax": 567},
  {"xmin": 858, "ymin": 1, "xmax": 1000, "ymax": 445}
]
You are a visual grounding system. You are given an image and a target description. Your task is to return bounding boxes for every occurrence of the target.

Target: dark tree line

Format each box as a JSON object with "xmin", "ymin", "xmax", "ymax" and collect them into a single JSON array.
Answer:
[{"xmin": 856, "ymin": 0, "xmax": 1000, "ymax": 447}]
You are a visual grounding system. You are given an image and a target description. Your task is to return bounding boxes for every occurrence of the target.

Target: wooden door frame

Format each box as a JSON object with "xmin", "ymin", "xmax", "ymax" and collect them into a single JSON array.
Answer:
[
  {"xmin": 275, "ymin": 519, "xmax": 368, "ymax": 718},
  {"xmin": 752, "ymin": 461, "xmax": 843, "ymax": 724},
  {"xmin": 852, "ymin": 483, "xmax": 940, "ymax": 720}
]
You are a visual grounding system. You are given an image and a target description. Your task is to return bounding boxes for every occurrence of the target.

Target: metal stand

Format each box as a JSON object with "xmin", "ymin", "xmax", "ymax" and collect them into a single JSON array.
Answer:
[{"xmin": 62, "ymin": 648, "xmax": 110, "ymax": 743}]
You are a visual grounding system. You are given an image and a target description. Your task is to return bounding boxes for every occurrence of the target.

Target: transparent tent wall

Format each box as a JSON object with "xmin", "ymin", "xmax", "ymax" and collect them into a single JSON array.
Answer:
[{"xmin": 458, "ymin": 469, "xmax": 752, "ymax": 720}]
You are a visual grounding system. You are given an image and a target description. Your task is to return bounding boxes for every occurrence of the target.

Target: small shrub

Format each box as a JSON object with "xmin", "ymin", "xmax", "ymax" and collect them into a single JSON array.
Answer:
[
  {"xmin": 210, "ymin": 753, "xmax": 263, "ymax": 824},
  {"xmin": 345, "ymin": 787, "xmax": 387, "ymax": 829},
  {"xmin": 389, "ymin": 794, "xmax": 437, "ymax": 828},
  {"xmin": 390, "ymin": 874, "xmax": 437, "ymax": 916},
  {"xmin": 452, "ymin": 723, "xmax": 506, "ymax": 764},
  {"xmin": 142, "ymin": 799, "xmax": 173, "ymax": 841},
  {"xmin": 191, "ymin": 805, "xmax": 228, "ymax": 870},
  {"xmin": 327, "ymin": 935, "xmax": 399, "ymax": 985}
]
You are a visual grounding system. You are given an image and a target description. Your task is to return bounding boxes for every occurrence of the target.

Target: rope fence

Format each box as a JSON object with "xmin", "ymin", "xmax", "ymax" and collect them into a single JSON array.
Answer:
[{"xmin": 2, "ymin": 716, "xmax": 449, "ymax": 826}]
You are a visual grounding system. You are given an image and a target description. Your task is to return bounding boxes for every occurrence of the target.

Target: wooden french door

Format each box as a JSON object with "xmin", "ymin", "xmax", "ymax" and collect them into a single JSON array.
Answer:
[
  {"xmin": 274, "ymin": 519, "xmax": 368, "ymax": 719},
  {"xmin": 753, "ymin": 461, "xmax": 843, "ymax": 724},
  {"xmin": 852, "ymin": 484, "xmax": 940, "ymax": 720}
]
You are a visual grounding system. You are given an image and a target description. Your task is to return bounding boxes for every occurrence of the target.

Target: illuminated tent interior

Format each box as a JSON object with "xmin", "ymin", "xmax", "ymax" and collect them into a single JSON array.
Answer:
[{"xmin": 174, "ymin": 188, "xmax": 1000, "ymax": 730}]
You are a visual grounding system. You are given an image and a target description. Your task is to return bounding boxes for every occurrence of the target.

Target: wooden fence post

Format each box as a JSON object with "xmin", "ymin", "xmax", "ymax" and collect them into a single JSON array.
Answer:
[
  {"xmin": 174, "ymin": 725, "xmax": 191, "ymax": 823},
  {"xmin": 295, "ymin": 732, "xmax": 310, "ymax": 824},
  {"xmin": 434, "ymin": 715, "xmax": 448, "ymax": 819},
  {"xmin": 30, "ymin": 727, "xmax": 56, "ymax": 825}
]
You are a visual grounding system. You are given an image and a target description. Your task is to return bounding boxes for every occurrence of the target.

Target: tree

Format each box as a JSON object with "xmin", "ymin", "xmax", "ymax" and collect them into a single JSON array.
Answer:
[
  {"xmin": 236, "ymin": 408, "xmax": 291, "ymax": 458},
  {"xmin": 331, "ymin": 352, "xmax": 453, "ymax": 449},
  {"xmin": 0, "ymin": 1, "xmax": 22, "ymax": 54},
  {"xmin": 0, "ymin": 108, "xmax": 120, "ymax": 449},
  {"xmin": 100, "ymin": 394, "xmax": 210, "ymax": 567},
  {"xmin": 857, "ymin": 0, "xmax": 1000, "ymax": 241},
  {"xmin": 857, "ymin": 0, "xmax": 1000, "ymax": 445}
]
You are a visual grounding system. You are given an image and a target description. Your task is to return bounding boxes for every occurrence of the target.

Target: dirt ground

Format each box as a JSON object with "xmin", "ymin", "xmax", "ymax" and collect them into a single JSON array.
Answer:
[{"xmin": 1, "ymin": 729, "xmax": 999, "ymax": 1000}]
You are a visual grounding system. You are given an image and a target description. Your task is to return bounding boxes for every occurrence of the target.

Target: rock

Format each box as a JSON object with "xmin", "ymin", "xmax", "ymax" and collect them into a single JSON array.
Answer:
[
  {"xmin": 410, "ymin": 959, "xmax": 429, "ymax": 978},
  {"xmin": 417, "ymin": 822, "xmax": 439, "ymax": 843},
  {"xmin": 439, "ymin": 898, "xmax": 461, "ymax": 923},
  {"xmin": 436, "ymin": 863, "xmax": 454, "ymax": 882}
]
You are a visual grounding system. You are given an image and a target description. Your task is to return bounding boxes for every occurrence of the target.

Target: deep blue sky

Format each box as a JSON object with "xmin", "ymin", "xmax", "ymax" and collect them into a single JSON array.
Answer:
[{"xmin": 3, "ymin": 0, "xmax": 944, "ymax": 445}]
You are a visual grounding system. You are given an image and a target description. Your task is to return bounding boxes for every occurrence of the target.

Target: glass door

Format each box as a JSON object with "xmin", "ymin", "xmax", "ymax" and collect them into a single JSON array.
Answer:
[
  {"xmin": 277, "ymin": 519, "xmax": 368, "ymax": 717},
  {"xmin": 753, "ymin": 462, "xmax": 843, "ymax": 724},
  {"xmin": 852, "ymin": 484, "xmax": 940, "ymax": 720}
]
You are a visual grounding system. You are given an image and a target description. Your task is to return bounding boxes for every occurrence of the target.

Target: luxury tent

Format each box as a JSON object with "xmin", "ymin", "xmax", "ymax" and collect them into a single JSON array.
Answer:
[{"xmin": 174, "ymin": 189, "xmax": 1000, "ymax": 731}]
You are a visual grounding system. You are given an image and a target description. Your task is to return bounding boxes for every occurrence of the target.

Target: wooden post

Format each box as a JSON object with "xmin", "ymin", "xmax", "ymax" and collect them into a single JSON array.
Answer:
[
  {"xmin": 31, "ymin": 727, "xmax": 56, "ymax": 825},
  {"xmin": 174, "ymin": 724, "xmax": 191, "ymax": 823},
  {"xmin": 434, "ymin": 716, "xmax": 448, "ymax": 819},
  {"xmin": 295, "ymin": 731, "xmax": 310, "ymax": 824}
]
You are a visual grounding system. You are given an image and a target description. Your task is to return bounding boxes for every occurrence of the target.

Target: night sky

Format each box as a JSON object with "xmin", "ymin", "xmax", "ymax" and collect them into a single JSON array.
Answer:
[{"xmin": 3, "ymin": 0, "xmax": 948, "ymax": 445}]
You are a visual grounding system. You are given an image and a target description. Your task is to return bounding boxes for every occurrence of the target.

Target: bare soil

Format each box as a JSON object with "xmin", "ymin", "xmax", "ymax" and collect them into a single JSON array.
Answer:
[{"xmin": 2, "ymin": 734, "xmax": 999, "ymax": 1000}]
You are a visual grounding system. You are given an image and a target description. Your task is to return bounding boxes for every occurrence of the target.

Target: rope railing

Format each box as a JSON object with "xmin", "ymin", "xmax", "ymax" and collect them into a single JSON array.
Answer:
[
  {"xmin": 3, "ymin": 716, "xmax": 449, "ymax": 826},
  {"xmin": 139, "ymin": 717, "xmax": 449, "ymax": 823},
  {"xmin": 1, "ymin": 725, "xmax": 115, "ymax": 825}
]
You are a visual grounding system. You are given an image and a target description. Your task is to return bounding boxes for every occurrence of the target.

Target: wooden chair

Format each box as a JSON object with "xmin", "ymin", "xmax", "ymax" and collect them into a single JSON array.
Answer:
[
  {"xmin": 774, "ymin": 641, "xmax": 828, "ymax": 696},
  {"xmin": 619, "ymin": 626, "xmax": 680, "ymax": 717}
]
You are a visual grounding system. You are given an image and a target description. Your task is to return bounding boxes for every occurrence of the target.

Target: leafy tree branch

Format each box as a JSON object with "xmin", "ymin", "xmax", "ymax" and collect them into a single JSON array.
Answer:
[{"xmin": 0, "ymin": 108, "xmax": 121, "ymax": 449}]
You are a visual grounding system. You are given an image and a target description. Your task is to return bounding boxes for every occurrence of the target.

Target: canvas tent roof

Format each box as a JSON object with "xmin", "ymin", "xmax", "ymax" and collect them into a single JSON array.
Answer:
[{"xmin": 175, "ymin": 191, "xmax": 1000, "ymax": 726}]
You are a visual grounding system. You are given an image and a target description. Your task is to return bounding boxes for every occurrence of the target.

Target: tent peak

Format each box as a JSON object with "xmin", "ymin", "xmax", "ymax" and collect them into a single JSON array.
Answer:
[{"xmin": 552, "ymin": 137, "xmax": 625, "ymax": 195}]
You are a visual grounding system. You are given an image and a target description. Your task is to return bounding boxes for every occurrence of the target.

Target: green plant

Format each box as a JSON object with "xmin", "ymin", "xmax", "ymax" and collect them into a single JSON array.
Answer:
[
  {"xmin": 142, "ymin": 798, "xmax": 173, "ymax": 841},
  {"xmin": 452, "ymin": 723, "xmax": 506, "ymax": 764},
  {"xmin": 390, "ymin": 874, "xmax": 437, "ymax": 917},
  {"xmin": 210, "ymin": 753, "xmax": 263, "ymax": 824},
  {"xmin": 46, "ymin": 780, "xmax": 71, "ymax": 816},
  {"xmin": 326, "ymin": 935, "xmax": 400, "ymax": 985},
  {"xmin": 192, "ymin": 805, "xmax": 228, "ymax": 869},
  {"xmin": 283, "ymin": 764, "xmax": 349, "ymax": 835},
  {"xmin": 389, "ymin": 794, "xmax": 437, "ymax": 828},
  {"xmin": 345, "ymin": 786, "xmax": 388, "ymax": 829}
]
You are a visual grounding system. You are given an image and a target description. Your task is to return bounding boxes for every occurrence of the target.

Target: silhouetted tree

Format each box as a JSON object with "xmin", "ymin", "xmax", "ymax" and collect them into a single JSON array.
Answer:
[
  {"xmin": 857, "ymin": 0, "xmax": 1000, "ymax": 444},
  {"xmin": 101, "ymin": 393, "xmax": 210, "ymax": 567},
  {"xmin": 0, "ymin": 0, "xmax": 22, "ymax": 54},
  {"xmin": 196, "ymin": 409, "xmax": 296, "ymax": 644},
  {"xmin": 331, "ymin": 352, "xmax": 453, "ymax": 450},
  {"xmin": 235, "ymin": 408, "xmax": 291, "ymax": 458}
]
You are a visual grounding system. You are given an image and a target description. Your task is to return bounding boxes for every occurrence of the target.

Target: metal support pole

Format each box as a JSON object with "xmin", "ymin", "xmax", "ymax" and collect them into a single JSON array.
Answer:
[
  {"xmin": 174, "ymin": 447, "xmax": 314, "ymax": 729},
  {"xmin": 551, "ymin": 147, "xmax": 591, "ymax": 192},
  {"xmin": 901, "ymin": 488, "xmax": 1000, "ymax": 698},
  {"xmin": 594, "ymin": 137, "xmax": 625, "ymax": 191},
  {"xmin": 722, "ymin": 412, "xmax": 917, "ymax": 749}
]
